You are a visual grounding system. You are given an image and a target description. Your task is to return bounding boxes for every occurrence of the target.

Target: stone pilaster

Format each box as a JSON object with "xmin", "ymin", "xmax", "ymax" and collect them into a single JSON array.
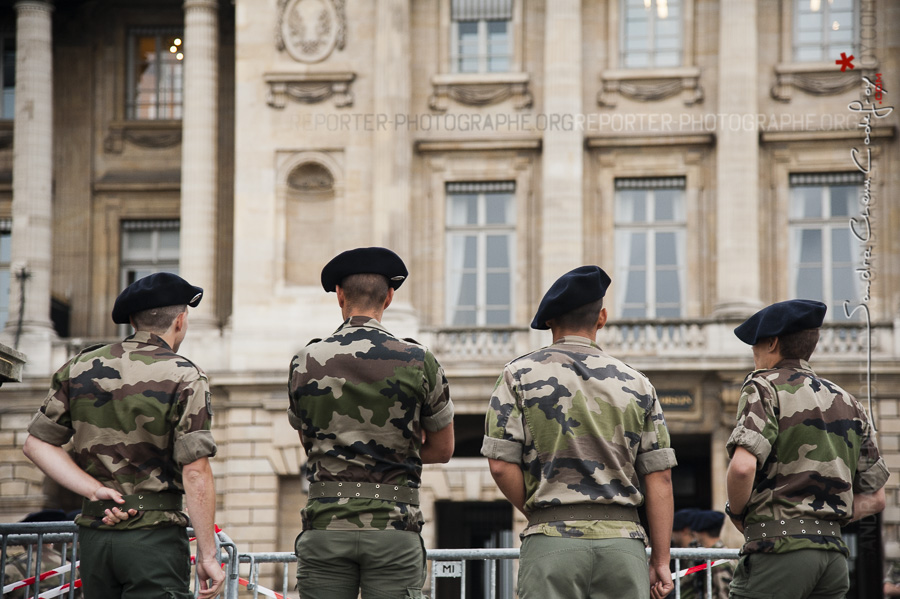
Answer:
[
  {"xmin": 541, "ymin": 0, "xmax": 583, "ymax": 291},
  {"xmin": 713, "ymin": 0, "xmax": 762, "ymax": 317},
  {"xmin": 181, "ymin": 0, "xmax": 219, "ymax": 328},
  {"xmin": 3, "ymin": 0, "xmax": 56, "ymax": 374}
]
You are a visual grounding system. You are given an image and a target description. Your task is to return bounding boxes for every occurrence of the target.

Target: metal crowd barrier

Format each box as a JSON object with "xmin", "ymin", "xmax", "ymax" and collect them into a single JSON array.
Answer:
[{"xmin": 1, "ymin": 524, "xmax": 739, "ymax": 599}]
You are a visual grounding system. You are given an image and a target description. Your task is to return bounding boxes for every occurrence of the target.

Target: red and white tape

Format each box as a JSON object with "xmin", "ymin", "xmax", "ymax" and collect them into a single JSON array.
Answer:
[
  {"xmin": 2, "ymin": 562, "xmax": 77, "ymax": 596},
  {"xmin": 673, "ymin": 558, "xmax": 732, "ymax": 579}
]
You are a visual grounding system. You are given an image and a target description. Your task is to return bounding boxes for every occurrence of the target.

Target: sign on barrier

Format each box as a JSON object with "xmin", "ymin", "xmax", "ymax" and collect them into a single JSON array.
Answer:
[{"xmin": 432, "ymin": 561, "xmax": 464, "ymax": 578}]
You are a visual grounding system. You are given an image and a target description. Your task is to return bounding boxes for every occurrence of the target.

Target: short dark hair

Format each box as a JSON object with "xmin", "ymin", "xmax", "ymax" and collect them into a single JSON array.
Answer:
[
  {"xmin": 340, "ymin": 273, "xmax": 390, "ymax": 311},
  {"xmin": 548, "ymin": 298, "xmax": 603, "ymax": 331},
  {"xmin": 778, "ymin": 328, "xmax": 819, "ymax": 360},
  {"xmin": 131, "ymin": 304, "xmax": 187, "ymax": 333}
]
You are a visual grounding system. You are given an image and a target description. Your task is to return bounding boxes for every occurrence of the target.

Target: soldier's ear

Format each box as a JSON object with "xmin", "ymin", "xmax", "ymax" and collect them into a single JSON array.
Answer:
[
  {"xmin": 596, "ymin": 307, "xmax": 608, "ymax": 330},
  {"xmin": 383, "ymin": 287, "xmax": 394, "ymax": 310}
]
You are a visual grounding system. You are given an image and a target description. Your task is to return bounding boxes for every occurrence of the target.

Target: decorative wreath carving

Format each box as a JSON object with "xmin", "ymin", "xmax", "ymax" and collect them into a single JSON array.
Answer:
[{"xmin": 276, "ymin": 0, "xmax": 346, "ymax": 64}]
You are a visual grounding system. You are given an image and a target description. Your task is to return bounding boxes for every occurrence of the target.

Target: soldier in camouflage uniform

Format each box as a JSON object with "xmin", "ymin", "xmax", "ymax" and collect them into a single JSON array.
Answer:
[
  {"xmin": 725, "ymin": 299, "xmax": 888, "ymax": 599},
  {"xmin": 23, "ymin": 272, "xmax": 224, "ymax": 599},
  {"xmin": 685, "ymin": 510, "xmax": 733, "ymax": 599},
  {"xmin": 288, "ymin": 247, "xmax": 455, "ymax": 599},
  {"xmin": 481, "ymin": 266, "xmax": 677, "ymax": 599}
]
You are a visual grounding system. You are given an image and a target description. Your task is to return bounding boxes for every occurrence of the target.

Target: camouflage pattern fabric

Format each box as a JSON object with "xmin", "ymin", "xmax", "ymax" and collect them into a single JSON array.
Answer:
[
  {"xmin": 27, "ymin": 331, "xmax": 217, "ymax": 530},
  {"xmin": 725, "ymin": 358, "xmax": 889, "ymax": 556},
  {"xmin": 288, "ymin": 316, "xmax": 454, "ymax": 532},
  {"xmin": 481, "ymin": 335, "xmax": 677, "ymax": 541},
  {"xmin": 3, "ymin": 545, "xmax": 81, "ymax": 599}
]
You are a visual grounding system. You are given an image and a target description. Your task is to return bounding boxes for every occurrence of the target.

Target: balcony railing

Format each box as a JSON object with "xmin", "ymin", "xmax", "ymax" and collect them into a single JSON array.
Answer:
[{"xmin": 422, "ymin": 320, "xmax": 895, "ymax": 365}]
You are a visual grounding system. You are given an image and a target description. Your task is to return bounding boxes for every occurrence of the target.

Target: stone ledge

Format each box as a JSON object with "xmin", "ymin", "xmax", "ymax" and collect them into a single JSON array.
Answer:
[
  {"xmin": 429, "ymin": 72, "xmax": 532, "ymax": 112},
  {"xmin": 598, "ymin": 66, "xmax": 703, "ymax": 108}
]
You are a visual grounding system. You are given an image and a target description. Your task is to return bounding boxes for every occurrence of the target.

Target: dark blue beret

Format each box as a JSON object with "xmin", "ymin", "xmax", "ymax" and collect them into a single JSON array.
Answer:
[
  {"xmin": 734, "ymin": 299, "xmax": 827, "ymax": 345},
  {"xmin": 112, "ymin": 272, "xmax": 203, "ymax": 324},
  {"xmin": 691, "ymin": 510, "xmax": 725, "ymax": 534},
  {"xmin": 22, "ymin": 509, "xmax": 69, "ymax": 523},
  {"xmin": 321, "ymin": 247, "xmax": 408, "ymax": 292},
  {"xmin": 530, "ymin": 266, "xmax": 611, "ymax": 330},
  {"xmin": 673, "ymin": 508, "xmax": 700, "ymax": 530}
]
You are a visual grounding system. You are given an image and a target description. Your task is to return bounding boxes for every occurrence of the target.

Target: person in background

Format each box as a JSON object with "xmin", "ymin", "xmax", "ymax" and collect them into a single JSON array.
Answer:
[{"xmin": 689, "ymin": 510, "xmax": 734, "ymax": 599}]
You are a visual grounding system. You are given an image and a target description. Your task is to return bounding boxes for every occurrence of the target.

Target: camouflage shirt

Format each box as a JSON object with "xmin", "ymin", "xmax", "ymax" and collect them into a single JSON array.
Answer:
[
  {"xmin": 288, "ymin": 316, "xmax": 454, "ymax": 532},
  {"xmin": 481, "ymin": 335, "xmax": 677, "ymax": 541},
  {"xmin": 27, "ymin": 332, "xmax": 217, "ymax": 530},
  {"xmin": 725, "ymin": 359, "xmax": 888, "ymax": 556}
]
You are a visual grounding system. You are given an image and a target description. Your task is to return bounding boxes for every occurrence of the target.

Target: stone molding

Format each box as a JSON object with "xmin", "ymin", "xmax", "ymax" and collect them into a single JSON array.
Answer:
[
  {"xmin": 429, "ymin": 72, "xmax": 532, "ymax": 112},
  {"xmin": 598, "ymin": 67, "xmax": 703, "ymax": 108},
  {"xmin": 264, "ymin": 71, "xmax": 355, "ymax": 108},
  {"xmin": 103, "ymin": 121, "xmax": 182, "ymax": 154},
  {"xmin": 770, "ymin": 61, "xmax": 875, "ymax": 103},
  {"xmin": 275, "ymin": 0, "xmax": 346, "ymax": 64}
]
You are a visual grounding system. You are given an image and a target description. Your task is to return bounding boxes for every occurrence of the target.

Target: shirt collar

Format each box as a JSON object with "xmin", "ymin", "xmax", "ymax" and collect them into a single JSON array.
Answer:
[
  {"xmin": 553, "ymin": 335, "xmax": 601, "ymax": 350},
  {"xmin": 125, "ymin": 331, "xmax": 173, "ymax": 351},
  {"xmin": 774, "ymin": 358, "xmax": 815, "ymax": 372},
  {"xmin": 336, "ymin": 315, "xmax": 390, "ymax": 334}
]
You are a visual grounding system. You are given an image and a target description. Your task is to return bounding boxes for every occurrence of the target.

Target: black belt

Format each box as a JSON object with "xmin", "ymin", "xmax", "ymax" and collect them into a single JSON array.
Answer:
[
  {"xmin": 743, "ymin": 518, "xmax": 842, "ymax": 542},
  {"xmin": 309, "ymin": 481, "xmax": 419, "ymax": 505},
  {"xmin": 82, "ymin": 492, "xmax": 183, "ymax": 518},
  {"xmin": 527, "ymin": 503, "xmax": 640, "ymax": 526}
]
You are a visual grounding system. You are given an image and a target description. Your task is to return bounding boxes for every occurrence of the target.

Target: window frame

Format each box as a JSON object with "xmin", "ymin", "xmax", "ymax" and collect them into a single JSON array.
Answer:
[
  {"xmin": 445, "ymin": 181, "xmax": 516, "ymax": 327},
  {"xmin": 613, "ymin": 177, "xmax": 687, "ymax": 319},
  {"xmin": 619, "ymin": 0, "xmax": 684, "ymax": 69},
  {"xmin": 450, "ymin": 17, "xmax": 512, "ymax": 74},
  {"xmin": 792, "ymin": 0, "xmax": 859, "ymax": 63},
  {"xmin": 787, "ymin": 172, "xmax": 864, "ymax": 321},
  {"xmin": 0, "ymin": 32, "xmax": 14, "ymax": 121},
  {"xmin": 125, "ymin": 27, "xmax": 185, "ymax": 121}
]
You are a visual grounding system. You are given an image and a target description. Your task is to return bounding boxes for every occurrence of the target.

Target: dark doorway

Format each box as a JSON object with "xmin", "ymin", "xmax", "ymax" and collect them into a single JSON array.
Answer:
[
  {"xmin": 669, "ymin": 434, "xmax": 713, "ymax": 510},
  {"xmin": 435, "ymin": 501, "xmax": 514, "ymax": 599}
]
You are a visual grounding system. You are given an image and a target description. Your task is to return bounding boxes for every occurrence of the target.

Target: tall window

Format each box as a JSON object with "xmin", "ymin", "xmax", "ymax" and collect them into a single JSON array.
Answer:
[
  {"xmin": 793, "ymin": 0, "xmax": 856, "ymax": 62},
  {"xmin": 0, "ymin": 219, "xmax": 11, "ymax": 329},
  {"xmin": 614, "ymin": 178, "xmax": 686, "ymax": 318},
  {"xmin": 446, "ymin": 182, "xmax": 515, "ymax": 326},
  {"xmin": 120, "ymin": 220, "xmax": 180, "ymax": 289},
  {"xmin": 621, "ymin": 0, "xmax": 682, "ymax": 68},
  {"xmin": 1, "ymin": 34, "xmax": 14, "ymax": 119},
  {"xmin": 126, "ymin": 28, "xmax": 184, "ymax": 120},
  {"xmin": 451, "ymin": 0, "xmax": 512, "ymax": 73},
  {"xmin": 789, "ymin": 173, "xmax": 863, "ymax": 320}
]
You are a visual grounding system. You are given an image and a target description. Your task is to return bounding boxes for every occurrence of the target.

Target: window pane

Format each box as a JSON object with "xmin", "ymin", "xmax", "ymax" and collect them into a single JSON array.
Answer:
[
  {"xmin": 452, "ymin": 308, "xmax": 477, "ymax": 326},
  {"xmin": 486, "ymin": 235, "xmax": 509, "ymax": 268},
  {"xmin": 629, "ymin": 231, "xmax": 647, "ymax": 266},
  {"xmin": 830, "ymin": 185, "xmax": 857, "ymax": 217},
  {"xmin": 796, "ymin": 267, "xmax": 823, "ymax": 299},
  {"xmin": 624, "ymin": 269, "xmax": 647, "ymax": 305},
  {"xmin": 831, "ymin": 228, "xmax": 853, "ymax": 263},
  {"xmin": 791, "ymin": 186, "xmax": 822, "ymax": 218},
  {"xmin": 798, "ymin": 229, "xmax": 823, "ymax": 263},
  {"xmin": 448, "ymin": 194, "xmax": 478, "ymax": 225},
  {"xmin": 124, "ymin": 230, "xmax": 153, "ymax": 256},
  {"xmin": 654, "ymin": 189, "xmax": 683, "ymax": 221},
  {"xmin": 485, "ymin": 193, "xmax": 514, "ymax": 224},
  {"xmin": 616, "ymin": 190, "xmax": 646, "ymax": 223},
  {"xmin": 795, "ymin": 46, "xmax": 822, "ymax": 61},
  {"xmin": 656, "ymin": 270, "xmax": 681, "ymax": 307},
  {"xmin": 832, "ymin": 265, "xmax": 857, "ymax": 304},
  {"xmin": 456, "ymin": 271, "xmax": 477, "ymax": 305},
  {"xmin": 656, "ymin": 232, "xmax": 678, "ymax": 266},
  {"xmin": 485, "ymin": 308, "xmax": 510, "ymax": 325},
  {"xmin": 486, "ymin": 272, "xmax": 510, "ymax": 305}
]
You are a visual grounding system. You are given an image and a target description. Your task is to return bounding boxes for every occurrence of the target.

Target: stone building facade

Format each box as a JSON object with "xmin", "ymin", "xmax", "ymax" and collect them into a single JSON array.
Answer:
[{"xmin": 0, "ymin": 0, "xmax": 897, "ymax": 595}]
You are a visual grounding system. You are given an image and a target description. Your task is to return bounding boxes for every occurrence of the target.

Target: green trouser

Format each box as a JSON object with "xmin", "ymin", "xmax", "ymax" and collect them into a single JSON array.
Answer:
[
  {"xmin": 517, "ymin": 535, "xmax": 650, "ymax": 599},
  {"xmin": 78, "ymin": 526, "xmax": 192, "ymax": 599},
  {"xmin": 296, "ymin": 529, "xmax": 426, "ymax": 599},
  {"xmin": 729, "ymin": 549, "xmax": 849, "ymax": 599}
]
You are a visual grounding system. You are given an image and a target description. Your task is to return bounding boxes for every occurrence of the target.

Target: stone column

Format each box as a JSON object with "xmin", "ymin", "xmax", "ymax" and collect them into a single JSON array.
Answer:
[
  {"xmin": 3, "ymin": 1, "xmax": 55, "ymax": 372},
  {"xmin": 541, "ymin": 0, "xmax": 583, "ymax": 291},
  {"xmin": 372, "ymin": 0, "xmax": 417, "ymax": 336},
  {"xmin": 714, "ymin": 0, "xmax": 761, "ymax": 316},
  {"xmin": 181, "ymin": 0, "xmax": 219, "ymax": 328},
  {"xmin": 372, "ymin": 0, "xmax": 411, "ymax": 255}
]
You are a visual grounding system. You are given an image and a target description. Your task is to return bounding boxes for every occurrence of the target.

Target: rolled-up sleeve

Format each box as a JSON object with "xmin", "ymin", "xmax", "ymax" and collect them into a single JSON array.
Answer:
[
  {"xmin": 481, "ymin": 369, "xmax": 525, "ymax": 465},
  {"xmin": 173, "ymin": 375, "xmax": 216, "ymax": 465},
  {"xmin": 26, "ymin": 363, "xmax": 75, "ymax": 446},
  {"xmin": 725, "ymin": 380, "xmax": 776, "ymax": 466}
]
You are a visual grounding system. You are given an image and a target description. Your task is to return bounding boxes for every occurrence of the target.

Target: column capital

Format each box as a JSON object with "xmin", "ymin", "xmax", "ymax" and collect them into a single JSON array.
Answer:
[
  {"xmin": 184, "ymin": 0, "xmax": 218, "ymax": 10},
  {"xmin": 13, "ymin": 0, "xmax": 54, "ymax": 14}
]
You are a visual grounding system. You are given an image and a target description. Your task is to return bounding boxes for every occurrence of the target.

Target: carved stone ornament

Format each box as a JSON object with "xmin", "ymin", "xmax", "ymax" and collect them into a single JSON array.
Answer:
[
  {"xmin": 276, "ymin": 0, "xmax": 346, "ymax": 64},
  {"xmin": 429, "ymin": 74, "xmax": 533, "ymax": 112},
  {"xmin": 104, "ymin": 123, "xmax": 182, "ymax": 154},
  {"xmin": 770, "ymin": 66, "xmax": 869, "ymax": 103},
  {"xmin": 598, "ymin": 68, "xmax": 704, "ymax": 108},
  {"xmin": 265, "ymin": 72, "xmax": 355, "ymax": 108}
]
